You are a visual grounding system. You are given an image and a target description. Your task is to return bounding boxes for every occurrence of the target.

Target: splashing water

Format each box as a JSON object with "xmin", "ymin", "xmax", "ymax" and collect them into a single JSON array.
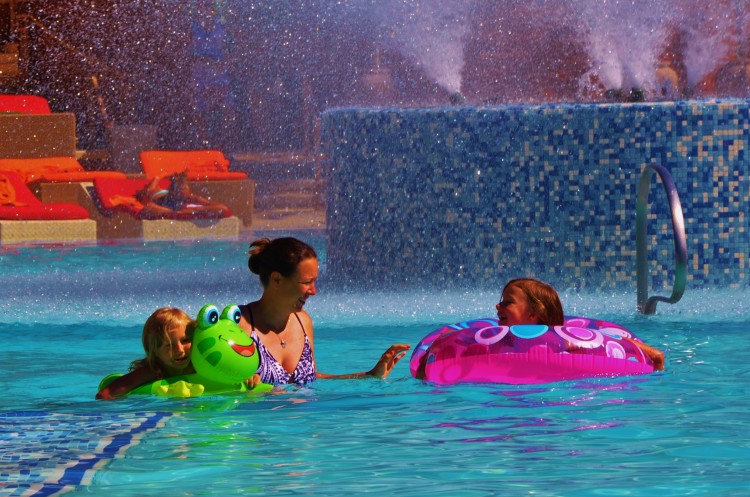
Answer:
[
  {"xmin": 363, "ymin": 0, "xmax": 749, "ymax": 100},
  {"xmin": 675, "ymin": 1, "xmax": 745, "ymax": 88},
  {"xmin": 576, "ymin": 0, "xmax": 671, "ymax": 93},
  {"xmin": 369, "ymin": 0, "xmax": 474, "ymax": 94},
  {"xmin": 16, "ymin": 0, "xmax": 750, "ymax": 155}
]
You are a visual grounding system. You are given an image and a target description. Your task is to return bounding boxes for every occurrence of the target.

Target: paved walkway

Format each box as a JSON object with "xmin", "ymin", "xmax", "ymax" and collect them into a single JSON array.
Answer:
[{"xmin": 246, "ymin": 207, "xmax": 326, "ymax": 232}]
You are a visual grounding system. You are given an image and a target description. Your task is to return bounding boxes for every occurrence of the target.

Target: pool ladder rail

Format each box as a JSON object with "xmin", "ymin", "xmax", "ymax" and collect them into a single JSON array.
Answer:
[{"xmin": 636, "ymin": 164, "xmax": 687, "ymax": 315}]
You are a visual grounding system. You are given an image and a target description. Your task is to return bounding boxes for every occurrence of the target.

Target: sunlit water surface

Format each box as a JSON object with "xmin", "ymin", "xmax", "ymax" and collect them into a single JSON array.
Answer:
[{"xmin": 1, "ymin": 238, "xmax": 748, "ymax": 496}]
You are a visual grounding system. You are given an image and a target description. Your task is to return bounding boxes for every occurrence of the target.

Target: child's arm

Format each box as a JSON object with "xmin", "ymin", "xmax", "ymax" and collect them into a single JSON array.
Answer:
[
  {"xmin": 96, "ymin": 367, "xmax": 160, "ymax": 400},
  {"xmin": 623, "ymin": 337, "xmax": 665, "ymax": 371}
]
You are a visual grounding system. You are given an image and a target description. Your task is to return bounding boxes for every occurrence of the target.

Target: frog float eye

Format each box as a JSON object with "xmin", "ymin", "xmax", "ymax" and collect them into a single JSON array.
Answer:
[
  {"xmin": 220, "ymin": 304, "xmax": 242, "ymax": 325},
  {"xmin": 197, "ymin": 304, "xmax": 220, "ymax": 329}
]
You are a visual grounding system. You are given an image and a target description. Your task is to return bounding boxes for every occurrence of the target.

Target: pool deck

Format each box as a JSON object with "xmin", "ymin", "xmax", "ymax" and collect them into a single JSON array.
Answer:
[
  {"xmin": 246, "ymin": 205, "xmax": 326, "ymax": 232},
  {"xmin": 0, "ymin": 199, "xmax": 325, "ymax": 246},
  {"xmin": 247, "ymin": 176, "xmax": 327, "ymax": 232}
]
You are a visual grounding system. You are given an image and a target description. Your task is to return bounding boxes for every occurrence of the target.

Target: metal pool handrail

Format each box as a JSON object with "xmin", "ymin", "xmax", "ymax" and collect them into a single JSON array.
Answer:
[{"xmin": 636, "ymin": 164, "xmax": 687, "ymax": 314}]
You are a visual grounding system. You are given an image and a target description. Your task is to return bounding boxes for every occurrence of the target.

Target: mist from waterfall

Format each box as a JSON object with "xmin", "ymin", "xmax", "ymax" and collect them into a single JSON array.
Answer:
[
  {"xmin": 351, "ymin": 0, "xmax": 749, "ymax": 99},
  {"xmin": 576, "ymin": 0, "xmax": 672, "ymax": 92},
  {"xmin": 16, "ymin": 0, "xmax": 750, "ymax": 153},
  {"xmin": 365, "ymin": 0, "xmax": 474, "ymax": 94}
]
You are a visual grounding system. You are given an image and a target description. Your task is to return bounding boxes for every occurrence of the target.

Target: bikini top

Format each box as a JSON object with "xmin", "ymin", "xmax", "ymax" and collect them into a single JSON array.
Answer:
[{"xmin": 246, "ymin": 307, "xmax": 317, "ymax": 385}]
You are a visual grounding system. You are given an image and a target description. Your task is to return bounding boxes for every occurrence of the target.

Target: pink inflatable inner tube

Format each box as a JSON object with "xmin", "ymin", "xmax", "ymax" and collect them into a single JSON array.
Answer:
[{"xmin": 410, "ymin": 317, "xmax": 656, "ymax": 385}]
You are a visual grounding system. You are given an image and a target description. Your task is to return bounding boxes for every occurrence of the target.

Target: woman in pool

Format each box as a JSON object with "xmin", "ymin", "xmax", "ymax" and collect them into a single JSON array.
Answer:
[
  {"xmin": 97, "ymin": 307, "xmax": 196, "ymax": 399},
  {"xmin": 239, "ymin": 237, "xmax": 411, "ymax": 385}
]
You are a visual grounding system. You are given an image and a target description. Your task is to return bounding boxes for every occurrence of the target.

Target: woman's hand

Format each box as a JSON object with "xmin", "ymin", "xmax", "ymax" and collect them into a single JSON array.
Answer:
[
  {"xmin": 367, "ymin": 344, "xmax": 411, "ymax": 378},
  {"xmin": 244, "ymin": 373, "xmax": 262, "ymax": 389}
]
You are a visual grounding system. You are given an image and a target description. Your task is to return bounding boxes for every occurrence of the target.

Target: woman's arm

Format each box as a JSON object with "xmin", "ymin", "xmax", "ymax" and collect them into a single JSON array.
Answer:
[
  {"xmin": 304, "ymin": 311, "xmax": 411, "ymax": 380},
  {"xmin": 316, "ymin": 344, "xmax": 412, "ymax": 379}
]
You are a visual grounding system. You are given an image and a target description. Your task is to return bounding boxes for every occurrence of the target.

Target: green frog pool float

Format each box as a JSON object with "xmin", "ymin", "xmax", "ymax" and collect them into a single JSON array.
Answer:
[{"xmin": 99, "ymin": 304, "xmax": 271, "ymax": 397}]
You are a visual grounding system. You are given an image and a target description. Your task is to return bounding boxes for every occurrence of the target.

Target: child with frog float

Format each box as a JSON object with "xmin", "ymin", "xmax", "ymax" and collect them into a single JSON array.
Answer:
[{"xmin": 96, "ymin": 307, "xmax": 197, "ymax": 399}]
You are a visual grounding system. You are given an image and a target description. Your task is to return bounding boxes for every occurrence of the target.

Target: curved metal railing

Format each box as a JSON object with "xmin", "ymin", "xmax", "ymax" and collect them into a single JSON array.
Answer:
[{"xmin": 636, "ymin": 164, "xmax": 687, "ymax": 314}]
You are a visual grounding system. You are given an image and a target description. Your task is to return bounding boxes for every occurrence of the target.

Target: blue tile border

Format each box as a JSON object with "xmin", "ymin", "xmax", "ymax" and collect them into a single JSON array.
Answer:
[
  {"xmin": 0, "ymin": 411, "xmax": 171, "ymax": 496},
  {"xmin": 322, "ymin": 100, "xmax": 750, "ymax": 290}
]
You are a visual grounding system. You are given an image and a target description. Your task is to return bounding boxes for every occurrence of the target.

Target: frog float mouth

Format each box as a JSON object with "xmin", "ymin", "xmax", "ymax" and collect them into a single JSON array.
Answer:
[{"xmin": 219, "ymin": 335, "xmax": 256, "ymax": 357}]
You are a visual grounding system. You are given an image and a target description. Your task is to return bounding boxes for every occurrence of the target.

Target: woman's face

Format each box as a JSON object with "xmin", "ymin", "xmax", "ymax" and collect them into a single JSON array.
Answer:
[
  {"xmin": 496, "ymin": 285, "xmax": 538, "ymax": 327},
  {"xmin": 155, "ymin": 325, "xmax": 192, "ymax": 373},
  {"xmin": 279, "ymin": 257, "xmax": 318, "ymax": 312}
]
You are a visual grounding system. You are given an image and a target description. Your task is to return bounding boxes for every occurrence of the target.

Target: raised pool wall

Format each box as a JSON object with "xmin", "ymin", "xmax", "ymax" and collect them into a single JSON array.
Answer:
[{"xmin": 321, "ymin": 100, "xmax": 749, "ymax": 290}]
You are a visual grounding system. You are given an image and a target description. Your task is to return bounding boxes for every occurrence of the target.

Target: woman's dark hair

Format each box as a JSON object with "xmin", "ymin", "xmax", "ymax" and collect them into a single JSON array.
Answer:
[{"xmin": 247, "ymin": 237, "xmax": 317, "ymax": 286}]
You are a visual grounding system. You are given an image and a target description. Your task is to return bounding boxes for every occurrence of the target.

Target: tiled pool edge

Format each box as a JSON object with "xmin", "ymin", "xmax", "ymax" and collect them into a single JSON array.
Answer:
[
  {"xmin": 0, "ymin": 411, "xmax": 172, "ymax": 496},
  {"xmin": 322, "ymin": 100, "xmax": 749, "ymax": 290}
]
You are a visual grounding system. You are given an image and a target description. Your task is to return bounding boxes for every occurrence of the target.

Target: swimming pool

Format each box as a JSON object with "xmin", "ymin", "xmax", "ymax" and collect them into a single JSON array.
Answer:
[{"xmin": 2, "ymin": 237, "xmax": 749, "ymax": 496}]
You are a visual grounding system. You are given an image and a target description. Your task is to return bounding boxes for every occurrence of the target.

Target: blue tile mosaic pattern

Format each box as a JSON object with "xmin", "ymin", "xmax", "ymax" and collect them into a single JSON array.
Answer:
[
  {"xmin": 322, "ymin": 100, "xmax": 750, "ymax": 290},
  {"xmin": 0, "ymin": 411, "xmax": 171, "ymax": 496}
]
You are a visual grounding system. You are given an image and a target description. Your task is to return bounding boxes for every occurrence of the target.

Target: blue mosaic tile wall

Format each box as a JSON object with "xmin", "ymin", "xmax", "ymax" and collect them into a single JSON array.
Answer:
[{"xmin": 321, "ymin": 100, "xmax": 750, "ymax": 290}]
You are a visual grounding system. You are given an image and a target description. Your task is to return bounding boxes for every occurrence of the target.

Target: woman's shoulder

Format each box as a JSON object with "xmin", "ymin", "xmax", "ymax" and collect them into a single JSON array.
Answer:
[
  {"xmin": 295, "ymin": 310, "xmax": 314, "ymax": 331},
  {"xmin": 296, "ymin": 309, "xmax": 313, "ymax": 322}
]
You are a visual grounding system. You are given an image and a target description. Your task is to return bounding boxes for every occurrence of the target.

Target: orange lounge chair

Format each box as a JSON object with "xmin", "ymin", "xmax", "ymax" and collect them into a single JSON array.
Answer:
[
  {"xmin": 0, "ymin": 172, "xmax": 89, "ymax": 220},
  {"xmin": 0, "ymin": 94, "xmax": 52, "ymax": 114},
  {"xmin": 93, "ymin": 177, "xmax": 232, "ymax": 220},
  {"xmin": 140, "ymin": 150, "xmax": 248, "ymax": 181},
  {"xmin": 0, "ymin": 157, "xmax": 127, "ymax": 185}
]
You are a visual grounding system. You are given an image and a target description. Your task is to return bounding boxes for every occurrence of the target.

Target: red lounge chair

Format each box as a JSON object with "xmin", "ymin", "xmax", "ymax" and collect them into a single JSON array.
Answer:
[
  {"xmin": 140, "ymin": 150, "xmax": 248, "ymax": 181},
  {"xmin": 0, "ymin": 94, "xmax": 52, "ymax": 114},
  {"xmin": 93, "ymin": 177, "xmax": 232, "ymax": 220},
  {"xmin": 0, "ymin": 157, "xmax": 127, "ymax": 184},
  {"xmin": 0, "ymin": 172, "xmax": 90, "ymax": 220}
]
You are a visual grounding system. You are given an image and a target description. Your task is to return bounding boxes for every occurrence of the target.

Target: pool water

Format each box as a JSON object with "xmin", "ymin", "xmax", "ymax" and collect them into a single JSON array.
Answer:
[{"xmin": 1, "ymin": 239, "xmax": 749, "ymax": 496}]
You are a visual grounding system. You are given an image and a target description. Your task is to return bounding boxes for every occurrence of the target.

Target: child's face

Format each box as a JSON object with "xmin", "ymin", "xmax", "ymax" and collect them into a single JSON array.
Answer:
[
  {"xmin": 496, "ymin": 285, "xmax": 538, "ymax": 326},
  {"xmin": 156, "ymin": 325, "xmax": 192, "ymax": 373}
]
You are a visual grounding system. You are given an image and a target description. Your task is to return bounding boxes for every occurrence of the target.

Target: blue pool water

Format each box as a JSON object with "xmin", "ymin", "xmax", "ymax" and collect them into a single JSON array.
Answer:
[{"xmin": 1, "ymin": 236, "xmax": 749, "ymax": 496}]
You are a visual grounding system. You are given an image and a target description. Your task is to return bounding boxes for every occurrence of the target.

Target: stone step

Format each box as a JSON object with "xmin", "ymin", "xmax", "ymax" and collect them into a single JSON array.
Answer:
[
  {"xmin": 233, "ymin": 153, "xmax": 318, "ymax": 184},
  {"xmin": 255, "ymin": 191, "xmax": 325, "ymax": 210},
  {"xmin": 0, "ymin": 44, "xmax": 19, "ymax": 78},
  {"xmin": 253, "ymin": 178, "xmax": 327, "ymax": 196},
  {"xmin": 250, "ymin": 207, "xmax": 326, "ymax": 231},
  {"xmin": 0, "ymin": 52, "xmax": 18, "ymax": 77}
]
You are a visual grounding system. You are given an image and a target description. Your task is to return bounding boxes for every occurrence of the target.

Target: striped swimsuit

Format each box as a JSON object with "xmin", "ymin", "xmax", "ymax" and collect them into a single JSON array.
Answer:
[{"xmin": 247, "ymin": 308, "xmax": 317, "ymax": 385}]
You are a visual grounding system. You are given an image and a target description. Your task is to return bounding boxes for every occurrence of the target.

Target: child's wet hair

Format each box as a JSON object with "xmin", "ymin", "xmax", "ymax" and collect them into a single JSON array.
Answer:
[
  {"xmin": 132, "ymin": 307, "xmax": 193, "ymax": 374},
  {"xmin": 502, "ymin": 278, "xmax": 564, "ymax": 326}
]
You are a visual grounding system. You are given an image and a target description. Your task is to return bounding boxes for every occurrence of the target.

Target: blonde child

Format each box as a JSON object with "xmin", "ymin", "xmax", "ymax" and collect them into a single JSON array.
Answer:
[{"xmin": 96, "ymin": 307, "xmax": 196, "ymax": 400}]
